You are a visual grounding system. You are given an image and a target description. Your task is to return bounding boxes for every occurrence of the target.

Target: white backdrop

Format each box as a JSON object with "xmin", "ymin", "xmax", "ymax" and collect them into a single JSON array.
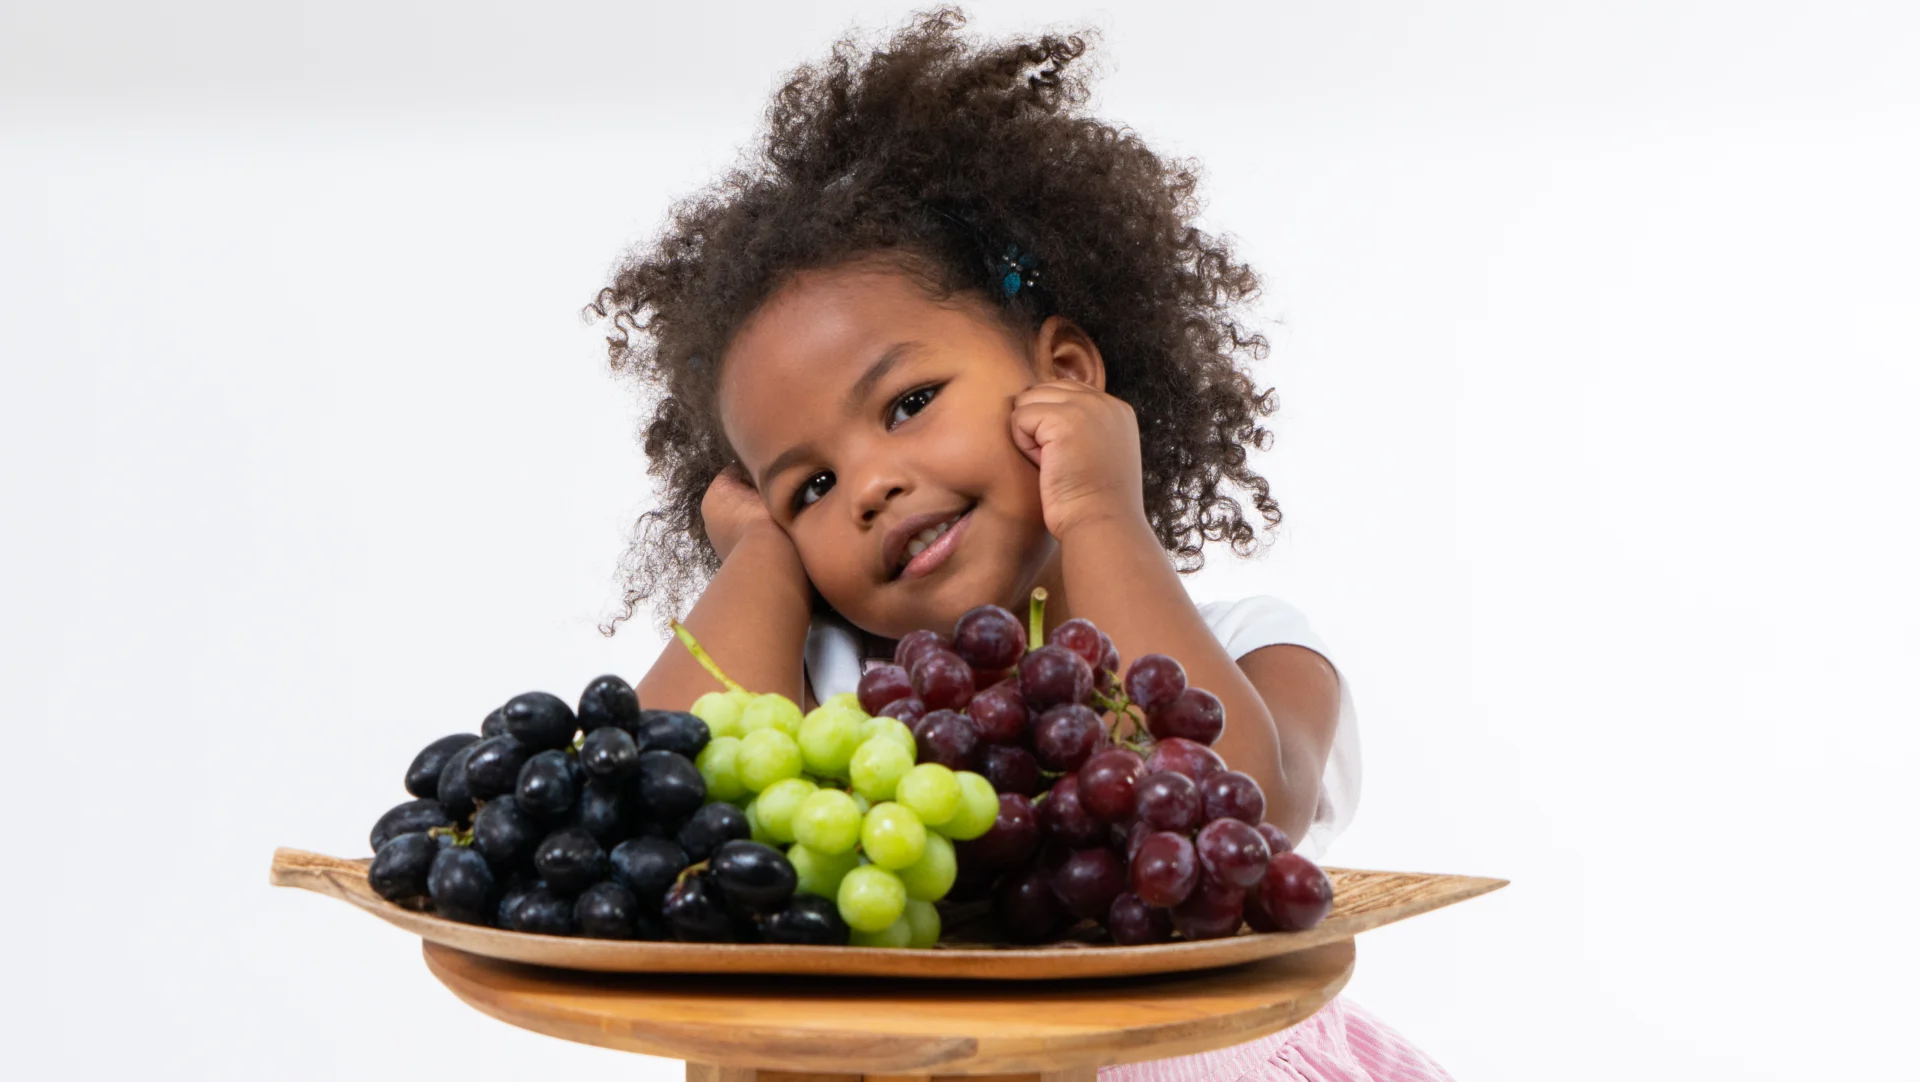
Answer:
[{"xmin": 4, "ymin": 2, "xmax": 1917, "ymax": 1078}]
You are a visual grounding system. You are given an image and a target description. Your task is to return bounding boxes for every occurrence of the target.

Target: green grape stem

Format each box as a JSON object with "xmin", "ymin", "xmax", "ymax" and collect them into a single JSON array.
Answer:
[
  {"xmin": 1028, "ymin": 588, "xmax": 1048, "ymax": 652},
  {"xmin": 671, "ymin": 619, "xmax": 746, "ymax": 692},
  {"xmin": 428, "ymin": 825, "xmax": 475, "ymax": 847},
  {"xmin": 674, "ymin": 859, "xmax": 712, "ymax": 888}
]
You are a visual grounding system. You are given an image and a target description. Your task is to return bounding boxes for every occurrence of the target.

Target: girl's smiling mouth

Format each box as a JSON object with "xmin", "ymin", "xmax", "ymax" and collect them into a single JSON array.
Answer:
[{"xmin": 889, "ymin": 505, "xmax": 975, "ymax": 581}]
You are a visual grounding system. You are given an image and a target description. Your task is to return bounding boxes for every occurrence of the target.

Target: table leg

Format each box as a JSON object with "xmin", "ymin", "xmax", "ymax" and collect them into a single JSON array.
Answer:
[{"xmin": 685, "ymin": 1067, "xmax": 1098, "ymax": 1082}]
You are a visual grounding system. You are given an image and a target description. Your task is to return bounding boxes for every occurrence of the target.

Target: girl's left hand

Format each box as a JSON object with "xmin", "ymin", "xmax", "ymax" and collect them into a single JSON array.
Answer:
[{"xmin": 1010, "ymin": 379, "xmax": 1148, "ymax": 540}]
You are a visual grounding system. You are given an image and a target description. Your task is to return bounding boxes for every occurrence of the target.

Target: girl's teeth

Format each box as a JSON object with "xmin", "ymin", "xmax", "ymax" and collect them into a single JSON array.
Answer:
[{"xmin": 903, "ymin": 520, "xmax": 955, "ymax": 565}]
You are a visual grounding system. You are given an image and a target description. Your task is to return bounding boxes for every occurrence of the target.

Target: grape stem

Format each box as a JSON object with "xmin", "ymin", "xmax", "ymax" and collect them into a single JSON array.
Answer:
[
  {"xmin": 428, "ymin": 825, "xmax": 475, "ymax": 847},
  {"xmin": 670, "ymin": 619, "xmax": 745, "ymax": 692},
  {"xmin": 1028, "ymin": 587, "xmax": 1048, "ymax": 653}
]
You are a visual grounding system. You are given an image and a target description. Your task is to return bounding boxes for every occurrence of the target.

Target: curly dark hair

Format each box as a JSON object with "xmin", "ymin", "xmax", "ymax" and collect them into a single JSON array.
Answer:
[{"xmin": 587, "ymin": 6, "xmax": 1282, "ymax": 635}]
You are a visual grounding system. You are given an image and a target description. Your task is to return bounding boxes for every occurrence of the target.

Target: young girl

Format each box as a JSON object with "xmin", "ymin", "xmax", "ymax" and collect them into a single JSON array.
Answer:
[{"xmin": 591, "ymin": 9, "xmax": 1448, "ymax": 1080}]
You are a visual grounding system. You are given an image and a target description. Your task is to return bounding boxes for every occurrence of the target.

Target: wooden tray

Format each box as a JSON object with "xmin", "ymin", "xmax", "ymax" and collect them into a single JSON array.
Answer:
[{"xmin": 270, "ymin": 847, "xmax": 1503, "ymax": 981}]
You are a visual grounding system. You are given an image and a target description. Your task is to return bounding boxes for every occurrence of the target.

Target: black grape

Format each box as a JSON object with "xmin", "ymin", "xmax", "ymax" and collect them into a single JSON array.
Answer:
[
  {"xmin": 496, "ymin": 877, "xmax": 540, "ymax": 927},
  {"xmin": 677, "ymin": 802, "xmax": 750, "ymax": 863},
  {"xmin": 574, "ymin": 779, "xmax": 637, "ymax": 845},
  {"xmin": 471, "ymin": 795, "xmax": 541, "ymax": 871},
  {"xmin": 762, "ymin": 894, "xmax": 850, "ymax": 945},
  {"xmin": 636, "ymin": 709, "xmax": 711, "ymax": 759},
  {"xmin": 577, "ymin": 674, "xmax": 641, "ymax": 735},
  {"xmin": 427, "ymin": 847, "xmax": 494, "ymax": 925},
  {"xmin": 580, "ymin": 726, "xmax": 640, "ymax": 783},
  {"xmin": 405, "ymin": 734, "xmax": 479, "ymax": 798},
  {"xmin": 369, "ymin": 832, "xmax": 438, "ymax": 901},
  {"xmin": 463, "ymin": 735, "xmax": 532, "ymax": 801},
  {"xmin": 532, "ymin": 826, "xmax": 607, "ymax": 894},
  {"xmin": 503, "ymin": 691, "xmax": 577, "ymax": 751},
  {"xmin": 370, "ymin": 798, "xmax": 451, "ymax": 853},
  {"xmin": 635, "ymin": 750, "xmax": 705, "ymax": 820},
  {"xmin": 507, "ymin": 886, "xmax": 574, "ymax": 935},
  {"xmin": 481, "ymin": 706, "xmax": 508, "ymax": 737},
  {"xmin": 516, "ymin": 749, "xmax": 578, "ymax": 822},
  {"xmin": 709, "ymin": 840, "xmax": 796, "ymax": 914},
  {"xmin": 436, "ymin": 744, "xmax": 478, "ymax": 820},
  {"xmin": 608, "ymin": 837, "xmax": 687, "ymax": 908},
  {"xmin": 663, "ymin": 873, "xmax": 747, "ymax": 942},
  {"xmin": 574, "ymin": 881, "xmax": 641, "ymax": 939}
]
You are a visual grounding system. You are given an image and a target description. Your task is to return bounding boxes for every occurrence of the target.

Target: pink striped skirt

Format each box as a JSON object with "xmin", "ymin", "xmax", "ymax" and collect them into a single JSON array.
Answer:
[{"xmin": 1097, "ymin": 997, "xmax": 1453, "ymax": 1082}]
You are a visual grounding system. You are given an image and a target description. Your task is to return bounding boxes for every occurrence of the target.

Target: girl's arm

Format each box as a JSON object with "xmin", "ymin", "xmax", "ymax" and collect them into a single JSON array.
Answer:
[
  {"xmin": 637, "ymin": 467, "xmax": 815, "ymax": 711},
  {"xmin": 1056, "ymin": 517, "xmax": 1340, "ymax": 845}
]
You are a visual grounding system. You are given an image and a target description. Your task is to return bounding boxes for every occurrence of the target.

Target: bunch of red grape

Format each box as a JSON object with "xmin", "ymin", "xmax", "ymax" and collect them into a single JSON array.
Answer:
[{"xmin": 856, "ymin": 594, "xmax": 1335, "ymax": 945}]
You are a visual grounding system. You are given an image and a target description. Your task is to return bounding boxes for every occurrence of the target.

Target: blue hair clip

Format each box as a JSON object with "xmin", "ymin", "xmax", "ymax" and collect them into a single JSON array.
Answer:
[{"xmin": 995, "ymin": 243, "xmax": 1040, "ymax": 298}]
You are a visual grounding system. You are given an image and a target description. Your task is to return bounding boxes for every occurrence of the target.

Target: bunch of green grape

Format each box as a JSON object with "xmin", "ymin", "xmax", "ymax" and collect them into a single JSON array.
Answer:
[{"xmin": 689, "ymin": 687, "xmax": 999, "ymax": 948}]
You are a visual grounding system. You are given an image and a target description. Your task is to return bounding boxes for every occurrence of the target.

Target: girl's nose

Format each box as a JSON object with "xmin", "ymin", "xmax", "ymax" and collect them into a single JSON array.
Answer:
[{"xmin": 850, "ymin": 464, "xmax": 911, "ymax": 524}]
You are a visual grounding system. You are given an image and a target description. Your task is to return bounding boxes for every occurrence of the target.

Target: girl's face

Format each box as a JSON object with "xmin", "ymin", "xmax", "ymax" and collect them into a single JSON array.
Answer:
[{"xmin": 717, "ymin": 262, "xmax": 1078, "ymax": 639}]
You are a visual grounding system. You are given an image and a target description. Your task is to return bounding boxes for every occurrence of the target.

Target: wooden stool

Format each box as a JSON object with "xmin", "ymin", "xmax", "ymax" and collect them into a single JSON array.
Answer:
[{"xmin": 423, "ymin": 937, "xmax": 1356, "ymax": 1082}]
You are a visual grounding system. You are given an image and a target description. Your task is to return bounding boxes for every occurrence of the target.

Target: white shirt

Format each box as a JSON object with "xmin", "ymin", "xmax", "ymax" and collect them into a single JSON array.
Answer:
[{"xmin": 802, "ymin": 594, "xmax": 1362, "ymax": 858}]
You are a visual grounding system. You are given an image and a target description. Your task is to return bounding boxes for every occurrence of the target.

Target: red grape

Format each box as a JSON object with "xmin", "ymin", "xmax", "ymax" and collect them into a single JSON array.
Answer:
[
  {"xmin": 961, "ymin": 792, "xmax": 1040, "ymax": 869},
  {"xmin": 1258, "ymin": 852, "xmax": 1333, "ymax": 931},
  {"xmin": 1123, "ymin": 654, "xmax": 1186, "ymax": 713},
  {"xmin": 910, "ymin": 649, "xmax": 976, "ymax": 711},
  {"xmin": 1195, "ymin": 818, "xmax": 1271, "ymax": 890},
  {"xmin": 1133, "ymin": 770, "xmax": 1204, "ymax": 834},
  {"xmin": 1108, "ymin": 891, "xmax": 1175, "ymax": 945},
  {"xmin": 1031, "ymin": 703, "xmax": 1102, "ymax": 772},
  {"xmin": 1170, "ymin": 876, "xmax": 1246, "ymax": 940},
  {"xmin": 971, "ymin": 666, "xmax": 1012, "ymax": 690},
  {"xmin": 1130, "ymin": 831, "xmax": 1199, "ymax": 907},
  {"xmin": 967, "ymin": 681, "xmax": 1029, "ymax": 745},
  {"xmin": 1200, "ymin": 771, "xmax": 1266, "ymax": 826},
  {"xmin": 1076, "ymin": 747, "xmax": 1144, "ymax": 822},
  {"xmin": 1048, "ymin": 618, "xmax": 1105, "ymax": 672},
  {"xmin": 915, "ymin": 709, "xmax": 984, "ymax": 771},
  {"xmin": 1124, "ymin": 819, "xmax": 1153, "ymax": 862},
  {"xmin": 1096, "ymin": 636, "xmax": 1121, "ymax": 697},
  {"xmin": 953, "ymin": 604, "xmax": 1027, "ymax": 670},
  {"xmin": 878, "ymin": 695, "xmax": 928, "ymax": 726},
  {"xmin": 1243, "ymin": 889, "xmax": 1281, "ymax": 933},
  {"xmin": 1037, "ymin": 774, "xmax": 1108, "ymax": 848},
  {"xmin": 982, "ymin": 743, "xmax": 1042, "ymax": 797},
  {"xmin": 856, "ymin": 664, "xmax": 914, "ymax": 715},
  {"xmin": 1051, "ymin": 847, "xmax": 1127, "ymax": 920},
  {"xmin": 1018, "ymin": 644, "xmax": 1093, "ymax": 711},
  {"xmin": 1147, "ymin": 687, "xmax": 1224, "ymax": 745},
  {"xmin": 893, "ymin": 628, "xmax": 951, "ymax": 672},
  {"xmin": 1256, "ymin": 822, "xmax": 1294, "ymax": 855},
  {"xmin": 1143, "ymin": 737, "xmax": 1225, "ymax": 783},
  {"xmin": 993, "ymin": 863, "xmax": 1067, "ymax": 944}
]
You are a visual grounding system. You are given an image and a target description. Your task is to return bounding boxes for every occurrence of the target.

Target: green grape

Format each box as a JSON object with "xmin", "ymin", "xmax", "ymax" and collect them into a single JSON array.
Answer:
[
  {"xmin": 860, "ymin": 802, "xmax": 927, "ymax": 870},
  {"xmin": 738, "ymin": 728, "xmax": 804, "ymax": 793},
  {"xmin": 937, "ymin": 771, "xmax": 999, "ymax": 841},
  {"xmin": 860, "ymin": 715, "xmax": 917, "ymax": 754},
  {"xmin": 789, "ymin": 843, "xmax": 862, "ymax": 898},
  {"xmin": 798, "ymin": 704, "xmax": 868, "ymax": 779},
  {"xmin": 849, "ymin": 915, "xmax": 913, "ymax": 948},
  {"xmin": 755, "ymin": 777, "xmax": 819, "ymax": 844},
  {"xmin": 897, "ymin": 831, "xmax": 957, "ymax": 902},
  {"xmin": 850, "ymin": 791, "xmax": 872, "ymax": 816},
  {"xmin": 825, "ymin": 691, "xmax": 865, "ymax": 714},
  {"xmin": 691, "ymin": 688, "xmax": 753, "ymax": 739},
  {"xmin": 848, "ymin": 737, "xmax": 914, "ymax": 802},
  {"xmin": 895, "ymin": 763, "xmax": 961, "ymax": 828},
  {"xmin": 694, "ymin": 736, "xmax": 748, "ymax": 804},
  {"xmin": 741, "ymin": 693, "xmax": 804, "ymax": 737},
  {"xmin": 791, "ymin": 788, "xmax": 862, "ymax": 855},
  {"xmin": 744, "ymin": 799, "xmax": 775, "ymax": 846},
  {"xmin": 837, "ymin": 864, "xmax": 907, "ymax": 932},
  {"xmin": 904, "ymin": 899, "xmax": 941, "ymax": 948}
]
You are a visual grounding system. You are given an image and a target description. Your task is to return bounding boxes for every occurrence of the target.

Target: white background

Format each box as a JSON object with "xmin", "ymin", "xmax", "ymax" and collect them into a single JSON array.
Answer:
[{"xmin": 4, "ymin": 1, "xmax": 1917, "ymax": 1078}]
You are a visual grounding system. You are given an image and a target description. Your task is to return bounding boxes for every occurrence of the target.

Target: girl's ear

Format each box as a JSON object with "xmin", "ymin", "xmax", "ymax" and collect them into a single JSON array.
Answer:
[{"xmin": 1032, "ymin": 316, "xmax": 1107, "ymax": 392}]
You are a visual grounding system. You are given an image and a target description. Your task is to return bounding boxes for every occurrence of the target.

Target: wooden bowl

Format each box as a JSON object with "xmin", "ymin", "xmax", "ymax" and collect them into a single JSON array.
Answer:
[{"xmin": 271, "ymin": 847, "xmax": 1503, "ymax": 981}]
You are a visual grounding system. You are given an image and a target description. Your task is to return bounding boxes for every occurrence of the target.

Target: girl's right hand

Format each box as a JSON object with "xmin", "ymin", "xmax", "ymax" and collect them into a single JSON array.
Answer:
[{"xmin": 701, "ymin": 462, "xmax": 787, "ymax": 564}]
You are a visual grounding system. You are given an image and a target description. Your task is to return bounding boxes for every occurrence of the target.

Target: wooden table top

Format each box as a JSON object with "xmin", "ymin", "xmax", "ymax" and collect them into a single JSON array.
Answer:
[{"xmin": 422, "ymin": 937, "xmax": 1357, "ymax": 1076}]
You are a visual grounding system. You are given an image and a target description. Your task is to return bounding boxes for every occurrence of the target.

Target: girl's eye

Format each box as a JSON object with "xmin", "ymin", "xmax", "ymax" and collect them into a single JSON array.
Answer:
[
  {"xmin": 887, "ymin": 384, "xmax": 941, "ymax": 429},
  {"xmin": 793, "ymin": 471, "xmax": 834, "ymax": 513}
]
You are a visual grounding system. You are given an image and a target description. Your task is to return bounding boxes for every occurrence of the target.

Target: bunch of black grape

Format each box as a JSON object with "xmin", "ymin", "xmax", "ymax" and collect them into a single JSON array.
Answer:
[
  {"xmin": 856, "ymin": 594, "xmax": 1335, "ymax": 946},
  {"xmin": 364, "ymin": 675, "xmax": 845, "ymax": 945}
]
